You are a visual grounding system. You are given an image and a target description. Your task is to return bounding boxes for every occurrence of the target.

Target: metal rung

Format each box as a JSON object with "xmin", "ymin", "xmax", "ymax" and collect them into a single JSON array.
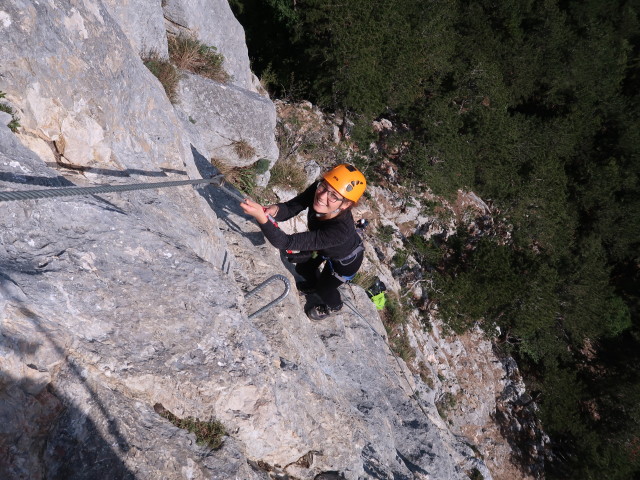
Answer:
[{"xmin": 245, "ymin": 274, "xmax": 290, "ymax": 319}]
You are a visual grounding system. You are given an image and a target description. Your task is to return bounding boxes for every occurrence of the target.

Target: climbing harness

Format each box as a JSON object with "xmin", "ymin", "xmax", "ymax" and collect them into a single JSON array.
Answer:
[
  {"xmin": 332, "ymin": 242, "xmax": 365, "ymax": 266},
  {"xmin": 245, "ymin": 274, "xmax": 290, "ymax": 319},
  {"xmin": 322, "ymin": 242, "xmax": 365, "ymax": 282}
]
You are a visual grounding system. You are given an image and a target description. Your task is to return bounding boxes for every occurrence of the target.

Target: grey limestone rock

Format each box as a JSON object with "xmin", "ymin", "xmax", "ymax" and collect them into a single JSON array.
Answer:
[
  {"xmin": 176, "ymin": 72, "xmax": 279, "ymax": 168},
  {"xmin": 103, "ymin": 0, "xmax": 168, "ymax": 57}
]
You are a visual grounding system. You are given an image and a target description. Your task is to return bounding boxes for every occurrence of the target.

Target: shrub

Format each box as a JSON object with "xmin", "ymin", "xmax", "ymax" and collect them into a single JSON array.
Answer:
[
  {"xmin": 376, "ymin": 224, "xmax": 395, "ymax": 243},
  {"xmin": 253, "ymin": 158, "xmax": 270, "ymax": 175},
  {"xmin": 233, "ymin": 139, "xmax": 256, "ymax": 160},
  {"xmin": 142, "ymin": 52, "xmax": 179, "ymax": 103},
  {"xmin": 258, "ymin": 62, "xmax": 278, "ymax": 94},
  {"xmin": 154, "ymin": 403, "xmax": 226, "ymax": 449},
  {"xmin": 0, "ymin": 91, "xmax": 20, "ymax": 132},
  {"xmin": 211, "ymin": 159, "xmax": 272, "ymax": 200},
  {"xmin": 379, "ymin": 292, "xmax": 415, "ymax": 362},
  {"xmin": 435, "ymin": 392, "xmax": 457, "ymax": 419},
  {"xmin": 231, "ymin": 166, "xmax": 258, "ymax": 197},
  {"xmin": 168, "ymin": 34, "xmax": 230, "ymax": 83},
  {"xmin": 352, "ymin": 268, "xmax": 377, "ymax": 291},
  {"xmin": 392, "ymin": 249, "xmax": 408, "ymax": 268},
  {"xmin": 267, "ymin": 159, "xmax": 307, "ymax": 192}
]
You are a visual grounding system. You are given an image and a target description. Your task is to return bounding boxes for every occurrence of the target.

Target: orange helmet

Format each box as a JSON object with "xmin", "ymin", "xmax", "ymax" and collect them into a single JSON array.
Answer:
[{"xmin": 322, "ymin": 164, "xmax": 367, "ymax": 202}]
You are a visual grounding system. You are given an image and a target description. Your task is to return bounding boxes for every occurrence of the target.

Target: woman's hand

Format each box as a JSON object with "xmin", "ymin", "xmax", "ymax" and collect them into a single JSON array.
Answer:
[
  {"xmin": 240, "ymin": 198, "xmax": 268, "ymax": 224},
  {"xmin": 264, "ymin": 205, "xmax": 279, "ymax": 217}
]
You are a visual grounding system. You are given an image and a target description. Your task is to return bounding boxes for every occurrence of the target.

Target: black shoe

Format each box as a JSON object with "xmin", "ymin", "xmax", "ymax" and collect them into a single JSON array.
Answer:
[
  {"xmin": 306, "ymin": 303, "xmax": 342, "ymax": 320},
  {"xmin": 296, "ymin": 281, "xmax": 317, "ymax": 294}
]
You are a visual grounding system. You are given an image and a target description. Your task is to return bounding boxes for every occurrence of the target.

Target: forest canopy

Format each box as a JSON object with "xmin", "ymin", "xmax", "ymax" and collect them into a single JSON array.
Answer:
[{"xmin": 231, "ymin": 0, "xmax": 640, "ymax": 477}]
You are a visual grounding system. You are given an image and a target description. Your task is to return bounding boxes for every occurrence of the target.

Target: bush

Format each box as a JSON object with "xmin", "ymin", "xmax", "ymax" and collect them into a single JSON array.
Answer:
[
  {"xmin": 392, "ymin": 249, "xmax": 408, "ymax": 269},
  {"xmin": 142, "ymin": 52, "xmax": 179, "ymax": 103},
  {"xmin": 154, "ymin": 403, "xmax": 226, "ymax": 449},
  {"xmin": 0, "ymin": 91, "xmax": 21, "ymax": 132},
  {"xmin": 168, "ymin": 34, "xmax": 230, "ymax": 83},
  {"xmin": 379, "ymin": 292, "xmax": 415, "ymax": 362},
  {"xmin": 211, "ymin": 159, "xmax": 273, "ymax": 201},
  {"xmin": 352, "ymin": 268, "xmax": 378, "ymax": 291},
  {"xmin": 233, "ymin": 139, "xmax": 256, "ymax": 160},
  {"xmin": 268, "ymin": 159, "xmax": 307, "ymax": 192},
  {"xmin": 376, "ymin": 224, "xmax": 395, "ymax": 243},
  {"xmin": 436, "ymin": 392, "xmax": 457, "ymax": 419}
]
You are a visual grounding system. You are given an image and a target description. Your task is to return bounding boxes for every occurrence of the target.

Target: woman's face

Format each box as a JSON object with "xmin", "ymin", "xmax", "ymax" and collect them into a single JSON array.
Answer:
[{"xmin": 314, "ymin": 181, "xmax": 346, "ymax": 214}]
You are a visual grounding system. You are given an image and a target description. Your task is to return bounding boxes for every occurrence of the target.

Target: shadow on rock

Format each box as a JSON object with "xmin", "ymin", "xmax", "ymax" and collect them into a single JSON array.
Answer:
[
  {"xmin": 0, "ymin": 271, "xmax": 134, "ymax": 479},
  {"xmin": 0, "ymin": 368, "xmax": 135, "ymax": 480},
  {"xmin": 191, "ymin": 144, "xmax": 265, "ymax": 246}
]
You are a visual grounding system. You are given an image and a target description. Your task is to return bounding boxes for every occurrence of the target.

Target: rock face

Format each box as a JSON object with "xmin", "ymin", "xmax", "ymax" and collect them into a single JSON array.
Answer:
[
  {"xmin": 103, "ymin": 0, "xmax": 168, "ymax": 57},
  {"xmin": 176, "ymin": 72, "xmax": 279, "ymax": 168},
  {"xmin": 0, "ymin": 2, "xmax": 490, "ymax": 480}
]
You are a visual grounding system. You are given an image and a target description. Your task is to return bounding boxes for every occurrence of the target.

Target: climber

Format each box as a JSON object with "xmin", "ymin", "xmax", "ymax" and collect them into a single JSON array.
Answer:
[{"xmin": 240, "ymin": 164, "xmax": 366, "ymax": 320}]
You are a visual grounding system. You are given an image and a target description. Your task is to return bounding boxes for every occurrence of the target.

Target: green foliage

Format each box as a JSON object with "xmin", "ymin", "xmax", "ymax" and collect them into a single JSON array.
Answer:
[
  {"xmin": 376, "ymin": 224, "xmax": 395, "ymax": 243},
  {"xmin": 231, "ymin": 167, "xmax": 258, "ymax": 198},
  {"xmin": 468, "ymin": 468, "xmax": 484, "ymax": 480},
  {"xmin": 0, "ymin": 91, "xmax": 21, "ymax": 132},
  {"xmin": 142, "ymin": 52, "xmax": 179, "ymax": 103},
  {"xmin": 382, "ymin": 292, "xmax": 406, "ymax": 327},
  {"xmin": 391, "ymin": 249, "xmax": 408, "ymax": 269},
  {"xmin": 267, "ymin": 159, "xmax": 307, "ymax": 192},
  {"xmin": 380, "ymin": 292, "xmax": 415, "ymax": 362},
  {"xmin": 404, "ymin": 234, "xmax": 444, "ymax": 268},
  {"xmin": 352, "ymin": 268, "xmax": 377, "ymax": 291},
  {"xmin": 155, "ymin": 403, "xmax": 226, "ymax": 449},
  {"xmin": 253, "ymin": 158, "xmax": 271, "ymax": 175},
  {"xmin": 168, "ymin": 34, "xmax": 229, "ymax": 83},
  {"xmin": 143, "ymin": 34, "xmax": 229, "ymax": 102},
  {"xmin": 436, "ymin": 392, "xmax": 457, "ymax": 419},
  {"xmin": 233, "ymin": 0, "xmax": 640, "ymax": 476}
]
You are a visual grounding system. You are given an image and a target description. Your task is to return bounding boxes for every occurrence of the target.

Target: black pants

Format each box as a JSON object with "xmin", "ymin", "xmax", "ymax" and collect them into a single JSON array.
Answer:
[{"xmin": 295, "ymin": 252, "xmax": 364, "ymax": 309}]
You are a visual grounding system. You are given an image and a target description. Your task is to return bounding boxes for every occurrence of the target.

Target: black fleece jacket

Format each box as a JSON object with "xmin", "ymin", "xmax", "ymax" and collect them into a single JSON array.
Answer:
[{"xmin": 257, "ymin": 182, "xmax": 361, "ymax": 261}]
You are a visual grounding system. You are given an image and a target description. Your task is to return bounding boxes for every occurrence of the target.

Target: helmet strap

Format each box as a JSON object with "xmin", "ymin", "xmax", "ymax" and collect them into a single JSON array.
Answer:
[{"xmin": 315, "ymin": 206, "xmax": 343, "ymax": 217}]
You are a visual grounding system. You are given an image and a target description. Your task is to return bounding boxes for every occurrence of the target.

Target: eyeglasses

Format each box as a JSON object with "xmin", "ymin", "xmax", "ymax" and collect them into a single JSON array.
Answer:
[{"xmin": 316, "ymin": 182, "xmax": 343, "ymax": 204}]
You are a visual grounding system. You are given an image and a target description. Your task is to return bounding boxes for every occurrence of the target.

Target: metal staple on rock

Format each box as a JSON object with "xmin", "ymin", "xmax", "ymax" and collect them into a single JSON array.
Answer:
[
  {"xmin": 245, "ymin": 274, "xmax": 291, "ymax": 319},
  {"xmin": 0, "ymin": 176, "xmax": 231, "ymax": 202}
]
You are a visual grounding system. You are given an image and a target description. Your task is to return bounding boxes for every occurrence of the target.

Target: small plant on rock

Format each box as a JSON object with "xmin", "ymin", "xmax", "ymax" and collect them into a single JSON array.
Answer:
[
  {"xmin": 376, "ymin": 224, "xmax": 395, "ymax": 243},
  {"xmin": 233, "ymin": 139, "xmax": 256, "ymax": 160},
  {"xmin": 154, "ymin": 403, "xmax": 226, "ymax": 450},
  {"xmin": 142, "ymin": 52, "xmax": 179, "ymax": 103},
  {"xmin": 352, "ymin": 268, "xmax": 377, "ymax": 291},
  {"xmin": 435, "ymin": 392, "xmax": 457, "ymax": 419},
  {"xmin": 211, "ymin": 158, "xmax": 270, "ymax": 201},
  {"xmin": 168, "ymin": 34, "xmax": 230, "ymax": 83},
  {"xmin": 267, "ymin": 159, "xmax": 307, "ymax": 192},
  {"xmin": 380, "ymin": 292, "xmax": 415, "ymax": 363},
  {"xmin": 0, "ymin": 91, "xmax": 21, "ymax": 132}
]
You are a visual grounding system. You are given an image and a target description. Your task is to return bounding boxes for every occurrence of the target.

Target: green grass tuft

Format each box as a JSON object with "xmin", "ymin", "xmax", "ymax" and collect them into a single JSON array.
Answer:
[
  {"xmin": 154, "ymin": 403, "xmax": 226, "ymax": 450},
  {"xmin": 142, "ymin": 52, "xmax": 179, "ymax": 103},
  {"xmin": 0, "ymin": 91, "xmax": 21, "ymax": 132},
  {"xmin": 169, "ymin": 34, "xmax": 230, "ymax": 83}
]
